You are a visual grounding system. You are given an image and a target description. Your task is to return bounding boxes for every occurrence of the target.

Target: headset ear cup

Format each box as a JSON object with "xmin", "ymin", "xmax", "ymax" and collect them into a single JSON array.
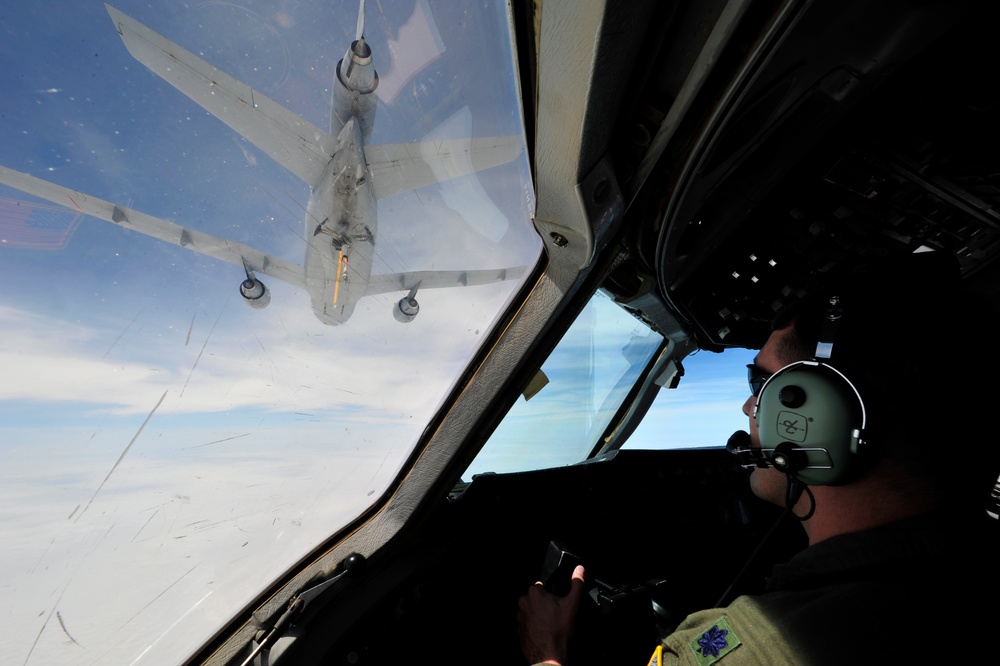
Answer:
[{"xmin": 755, "ymin": 361, "xmax": 865, "ymax": 485}]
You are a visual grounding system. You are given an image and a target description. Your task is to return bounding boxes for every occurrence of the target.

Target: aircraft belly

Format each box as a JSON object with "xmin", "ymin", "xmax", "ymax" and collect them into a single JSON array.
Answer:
[{"xmin": 302, "ymin": 144, "xmax": 377, "ymax": 325}]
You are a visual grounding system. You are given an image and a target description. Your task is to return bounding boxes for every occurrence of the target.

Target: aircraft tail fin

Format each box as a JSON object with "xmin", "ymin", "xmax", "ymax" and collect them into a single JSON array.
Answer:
[
  {"xmin": 105, "ymin": 4, "xmax": 337, "ymax": 188},
  {"xmin": 356, "ymin": 0, "xmax": 366, "ymax": 41}
]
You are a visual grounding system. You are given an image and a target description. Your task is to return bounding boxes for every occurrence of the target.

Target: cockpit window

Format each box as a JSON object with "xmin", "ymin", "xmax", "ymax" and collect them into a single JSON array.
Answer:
[
  {"xmin": 462, "ymin": 289, "xmax": 664, "ymax": 478},
  {"xmin": 621, "ymin": 347, "xmax": 756, "ymax": 450},
  {"xmin": 0, "ymin": 1, "xmax": 539, "ymax": 663},
  {"xmin": 460, "ymin": 290, "xmax": 758, "ymax": 480}
]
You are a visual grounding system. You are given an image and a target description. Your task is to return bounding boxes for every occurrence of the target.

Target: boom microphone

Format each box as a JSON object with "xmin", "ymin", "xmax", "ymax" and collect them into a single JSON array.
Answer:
[
  {"xmin": 727, "ymin": 429, "xmax": 834, "ymax": 478},
  {"xmin": 726, "ymin": 431, "xmax": 816, "ymax": 518},
  {"xmin": 726, "ymin": 430, "xmax": 768, "ymax": 469}
]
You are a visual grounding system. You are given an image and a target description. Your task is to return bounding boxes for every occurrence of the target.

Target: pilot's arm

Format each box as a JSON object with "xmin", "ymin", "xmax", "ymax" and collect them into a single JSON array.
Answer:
[
  {"xmin": 519, "ymin": 571, "xmax": 797, "ymax": 665},
  {"xmin": 657, "ymin": 599, "xmax": 799, "ymax": 665}
]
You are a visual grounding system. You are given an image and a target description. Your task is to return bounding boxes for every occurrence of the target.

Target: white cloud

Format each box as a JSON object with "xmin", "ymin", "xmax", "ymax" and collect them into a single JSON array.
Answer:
[{"xmin": 0, "ymin": 266, "xmax": 524, "ymax": 418}]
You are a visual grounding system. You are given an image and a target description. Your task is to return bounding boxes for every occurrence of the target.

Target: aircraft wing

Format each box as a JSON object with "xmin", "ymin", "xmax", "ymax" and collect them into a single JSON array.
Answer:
[
  {"xmin": 106, "ymin": 4, "xmax": 338, "ymax": 188},
  {"xmin": 0, "ymin": 165, "xmax": 308, "ymax": 290},
  {"xmin": 365, "ymin": 136, "xmax": 522, "ymax": 200},
  {"xmin": 364, "ymin": 265, "xmax": 526, "ymax": 296}
]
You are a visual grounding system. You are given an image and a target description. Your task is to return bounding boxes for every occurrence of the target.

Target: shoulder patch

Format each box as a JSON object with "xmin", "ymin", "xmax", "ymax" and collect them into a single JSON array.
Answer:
[
  {"xmin": 687, "ymin": 617, "xmax": 741, "ymax": 665},
  {"xmin": 646, "ymin": 644, "xmax": 663, "ymax": 666}
]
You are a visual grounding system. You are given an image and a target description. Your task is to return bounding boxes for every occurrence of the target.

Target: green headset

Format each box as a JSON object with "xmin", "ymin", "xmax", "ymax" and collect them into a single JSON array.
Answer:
[{"xmin": 753, "ymin": 297, "xmax": 867, "ymax": 486}]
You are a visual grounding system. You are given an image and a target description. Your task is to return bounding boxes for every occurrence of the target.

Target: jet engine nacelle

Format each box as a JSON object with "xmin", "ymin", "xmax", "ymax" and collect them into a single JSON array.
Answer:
[
  {"xmin": 240, "ymin": 277, "xmax": 271, "ymax": 310},
  {"xmin": 393, "ymin": 296, "xmax": 419, "ymax": 323}
]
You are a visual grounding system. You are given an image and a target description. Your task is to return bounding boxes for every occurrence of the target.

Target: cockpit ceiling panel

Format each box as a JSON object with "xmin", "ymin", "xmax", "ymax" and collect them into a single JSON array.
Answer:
[{"xmin": 650, "ymin": 0, "xmax": 999, "ymax": 351}]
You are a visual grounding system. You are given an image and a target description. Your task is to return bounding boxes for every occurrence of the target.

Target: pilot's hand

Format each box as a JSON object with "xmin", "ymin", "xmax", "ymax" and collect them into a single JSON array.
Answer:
[{"xmin": 517, "ymin": 564, "xmax": 585, "ymax": 666}]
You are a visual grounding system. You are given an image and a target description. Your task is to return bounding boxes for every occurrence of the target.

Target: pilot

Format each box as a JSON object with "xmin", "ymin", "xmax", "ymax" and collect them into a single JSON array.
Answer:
[{"xmin": 517, "ymin": 251, "xmax": 1000, "ymax": 665}]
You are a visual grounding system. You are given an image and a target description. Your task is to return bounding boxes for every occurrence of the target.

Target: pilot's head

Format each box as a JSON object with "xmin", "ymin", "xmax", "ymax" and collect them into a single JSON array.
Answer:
[{"xmin": 751, "ymin": 251, "xmax": 999, "ymax": 510}]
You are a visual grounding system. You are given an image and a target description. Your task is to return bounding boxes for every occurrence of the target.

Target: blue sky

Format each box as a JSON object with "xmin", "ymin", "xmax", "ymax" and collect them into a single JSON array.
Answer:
[
  {"xmin": 0, "ymin": 1, "xmax": 539, "ymax": 663},
  {"xmin": 626, "ymin": 346, "xmax": 757, "ymax": 449},
  {"xmin": 463, "ymin": 291, "xmax": 757, "ymax": 478}
]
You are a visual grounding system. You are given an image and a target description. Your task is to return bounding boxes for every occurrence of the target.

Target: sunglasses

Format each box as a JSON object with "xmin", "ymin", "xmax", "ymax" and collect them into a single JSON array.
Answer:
[{"xmin": 747, "ymin": 363, "xmax": 771, "ymax": 397}]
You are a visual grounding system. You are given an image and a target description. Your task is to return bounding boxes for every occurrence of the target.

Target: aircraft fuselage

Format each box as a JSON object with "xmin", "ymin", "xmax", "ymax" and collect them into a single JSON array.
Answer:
[
  {"xmin": 304, "ymin": 37, "xmax": 380, "ymax": 326},
  {"xmin": 305, "ymin": 119, "xmax": 377, "ymax": 325}
]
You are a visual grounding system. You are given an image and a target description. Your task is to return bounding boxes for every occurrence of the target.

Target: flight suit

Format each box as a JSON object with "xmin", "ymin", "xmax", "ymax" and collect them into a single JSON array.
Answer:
[
  {"xmin": 650, "ymin": 510, "xmax": 997, "ymax": 665},
  {"xmin": 531, "ymin": 510, "xmax": 997, "ymax": 665}
]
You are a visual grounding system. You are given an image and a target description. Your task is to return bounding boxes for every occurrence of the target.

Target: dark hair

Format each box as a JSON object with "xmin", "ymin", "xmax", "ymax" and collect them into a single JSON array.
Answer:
[{"xmin": 776, "ymin": 252, "xmax": 999, "ymax": 506}]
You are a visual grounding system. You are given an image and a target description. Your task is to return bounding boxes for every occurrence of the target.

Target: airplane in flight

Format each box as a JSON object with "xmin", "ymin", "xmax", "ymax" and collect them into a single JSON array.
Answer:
[
  {"xmin": 0, "ymin": 1, "xmax": 524, "ymax": 326},
  {"xmin": 4, "ymin": 1, "xmax": 1000, "ymax": 665}
]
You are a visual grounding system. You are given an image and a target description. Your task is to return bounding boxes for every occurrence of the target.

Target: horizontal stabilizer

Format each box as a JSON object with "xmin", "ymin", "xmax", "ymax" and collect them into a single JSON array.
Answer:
[
  {"xmin": 365, "ymin": 265, "xmax": 527, "ymax": 296},
  {"xmin": 366, "ymin": 136, "xmax": 522, "ymax": 200},
  {"xmin": 0, "ymin": 165, "xmax": 307, "ymax": 290},
  {"xmin": 106, "ymin": 4, "xmax": 337, "ymax": 187}
]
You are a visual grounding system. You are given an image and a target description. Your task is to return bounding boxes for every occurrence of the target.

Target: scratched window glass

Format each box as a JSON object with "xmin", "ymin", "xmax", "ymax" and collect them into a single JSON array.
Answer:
[{"xmin": 0, "ymin": 1, "xmax": 539, "ymax": 663}]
